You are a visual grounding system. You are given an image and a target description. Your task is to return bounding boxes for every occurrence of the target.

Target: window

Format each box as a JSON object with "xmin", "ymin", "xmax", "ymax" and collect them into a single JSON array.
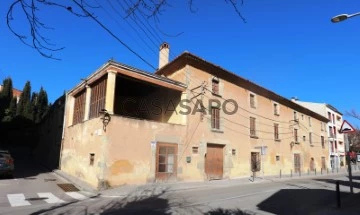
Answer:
[
  {"xmin": 328, "ymin": 112, "xmax": 331, "ymax": 120},
  {"xmin": 250, "ymin": 94, "xmax": 256, "ymax": 108},
  {"xmin": 192, "ymin": 147, "xmax": 198, "ymax": 154},
  {"xmin": 274, "ymin": 123, "xmax": 279, "ymax": 140},
  {"xmin": 333, "ymin": 127, "xmax": 337, "ymax": 138},
  {"xmin": 212, "ymin": 78, "xmax": 219, "ymax": 95},
  {"xmin": 303, "ymin": 136, "xmax": 306, "ymax": 141},
  {"xmin": 273, "ymin": 103, "xmax": 279, "ymax": 115},
  {"xmin": 157, "ymin": 144, "xmax": 177, "ymax": 175},
  {"xmin": 232, "ymin": 149, "xmax": 236, "ymax": 156},
  {"xmin": 276, "ymin": 155, "xmax": 280, "ymax": 161},
  {"xmin": 308, "ymin": 117, "xmax": 311, "ymax": 127},
  {"xmin": 321, "ymin": 122, "xmax": 324, "ymax": 131},
  {"xmin": 330, "ymin": 141, "xmax": 334, "ymax": 153},
  {"xmin": 73, "ymin": 90, "xmax": 86, "ymax": 125},
  {"xmin": 211, "ymin": 107, "xmax": 220, "ymax": 130},
  {"xmin": 321, "ymin": 136, "xmax": 325, "ymax": 148},
  {"xmin": 89, "ymin": 153, "xmax": 95, "ymax": 166},
  {"xmin": 329, "ymin": 126, "xmax": 333, "ymax": 137},
  {"xmin": 294, "ymin": 128, "xmax": 298, "ymax": 142},
  {"xmin": 332, "ymin": 114, "xmax": 335, "ymax": 124},
  {"xmin": 336, "ymin": 115, "xmax": 341, "ymax": 121},
  {"xmin": 250, "ymin": 117, "xmax": 257, "ymax": 137},
  {"xmin": 89, "ymin": 76, "xmax": 107, "ymax": 119},
  {"xmin": 309, "ymin": 132, "xmax": 312, "ymax": 145},
  {"xmin": 251, "ymin": 152, "xmax": 261, "ymax": 172},
  {"xmin": 301, "ymin": 114, "xmax": 304, "ymax": 120},
  {"xmin": 294, "ymin": 111, "xmax": 298, "ymax": 121}
]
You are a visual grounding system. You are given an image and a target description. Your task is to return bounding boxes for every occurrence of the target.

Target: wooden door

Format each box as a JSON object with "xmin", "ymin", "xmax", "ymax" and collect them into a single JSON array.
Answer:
[
  {"xmin": 205, "ymin": 144, "xmax": 224, "ymax": 180},
  {"xmin": 294, "ymin": 153, "xmax": 301, "ymax": 173},
  {"xmin": 251, "ymin": 152, "xmax": 261, "ymax": 172},
  {"xmin": 310, "ymin": 158, "xmax": 315, "ymax": 171},
  {"xmin": 156, "ymin": 143, "xmax": 178, "ymax": 181}
]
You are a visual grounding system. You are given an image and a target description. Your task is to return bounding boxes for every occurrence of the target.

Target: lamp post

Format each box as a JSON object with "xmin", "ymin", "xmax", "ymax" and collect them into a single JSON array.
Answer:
[{"xmin": 331, "ymin": 12, "xmax": 360, "ymax": 23}]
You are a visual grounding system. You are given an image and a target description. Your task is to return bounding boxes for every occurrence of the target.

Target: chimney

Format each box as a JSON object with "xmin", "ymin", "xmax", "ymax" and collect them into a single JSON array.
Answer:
[{"xmin": 159, "ymin": 42, "xmax": 169, "ymax": 69}]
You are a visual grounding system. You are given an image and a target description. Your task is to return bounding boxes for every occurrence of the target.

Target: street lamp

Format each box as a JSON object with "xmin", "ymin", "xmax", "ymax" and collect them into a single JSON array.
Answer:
[{"xmin": 331, "ymin": 12, "xmax": 360, "ymax": 23}]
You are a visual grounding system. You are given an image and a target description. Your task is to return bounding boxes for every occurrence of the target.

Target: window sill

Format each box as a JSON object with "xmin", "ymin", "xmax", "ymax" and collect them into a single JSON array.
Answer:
[
  {"xmin": 211, "ymin": 129, "xmax": 224, "ymax": 133},
  {"xmin": 275, "ymin": 139, "xmax": 281, "ymax": 142},
  {"xmin": 250, "ymin": 135, "xmax": 259, "ymax": 139}
]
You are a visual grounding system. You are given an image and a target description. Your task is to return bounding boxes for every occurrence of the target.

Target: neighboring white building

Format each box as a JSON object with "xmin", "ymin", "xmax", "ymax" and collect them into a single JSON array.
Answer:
[{"xmin": 292, "ymin": 99, "xmax": 345, "ymax": 169}]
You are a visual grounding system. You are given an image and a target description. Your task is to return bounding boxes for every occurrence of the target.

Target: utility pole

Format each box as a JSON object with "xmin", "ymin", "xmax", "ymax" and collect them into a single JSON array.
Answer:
[
  {"xmin": 345, "ymin": 133, "xmax": 354, "ymax": 194},
  {"xmin": 339, "ymin": 120, "xmax": 356, "ymax": 194},
  {"xmin": 200, "ymin": 81, "xmax": 206, "ymax": 121}
]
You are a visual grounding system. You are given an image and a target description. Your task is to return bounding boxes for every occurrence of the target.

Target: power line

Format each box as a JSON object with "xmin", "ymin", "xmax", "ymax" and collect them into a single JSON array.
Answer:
[
  {"xmin": 105, "ymin": 0, "xmax": 158, "ymax": 58},
  {"xmin": 72, "ymin": 0, "xmax": 157, "ymax": 70},
  {"xmin": 185, "ymin": 72, "xmax": 329, "ymax": 139}
]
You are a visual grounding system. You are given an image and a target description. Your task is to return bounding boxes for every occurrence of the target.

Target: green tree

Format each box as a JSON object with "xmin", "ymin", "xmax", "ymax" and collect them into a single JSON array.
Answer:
[
  {"xmin": 17, "ymin": 81, "xmax": 31, "ymax": 117},
  {"xmin": 0, "ymin": 77, "xmax": 14, "ymax": 119},
  {"xmin": 30, "ymin": 92, "xmax": 38, "ymax": 122},
  {"xmin": 35, "ymin": 87, "xmax": 49, "ymax": 123},
  {"xmin": 2, "ymin": 97, "xmax": 17, "ymax": 122}
]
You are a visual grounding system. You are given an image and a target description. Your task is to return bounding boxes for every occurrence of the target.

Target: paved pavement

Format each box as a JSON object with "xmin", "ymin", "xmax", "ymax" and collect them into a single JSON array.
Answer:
[
  {"xmin": 53, "ymin": 165, "xmax": 360, "ymax": 214},
  {"xmin": 3, "ymin": 146, "xmax": 360, "ymax": 214}
]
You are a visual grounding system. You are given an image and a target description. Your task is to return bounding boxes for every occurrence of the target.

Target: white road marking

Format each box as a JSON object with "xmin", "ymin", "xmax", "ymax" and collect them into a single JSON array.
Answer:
[
  {"xmin": 65, "ymin": 192, "xmax": 87, "ymax": 200},
  {"xmin": 37, "ymin": 193, "xmax": 65, "ymax": 204},
  {"xmin": 101, "ymin": 195, "xmax": 125, "ymax": 198},
  {"xmin": 7, "ymin": 194, "xmax": 31, "ymax": 207}
]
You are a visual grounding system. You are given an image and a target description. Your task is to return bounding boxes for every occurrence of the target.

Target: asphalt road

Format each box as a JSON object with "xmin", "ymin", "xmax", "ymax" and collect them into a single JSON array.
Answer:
[{"xmin": 1, "ymin": 148, "xmax": 360, "ymax": 214}]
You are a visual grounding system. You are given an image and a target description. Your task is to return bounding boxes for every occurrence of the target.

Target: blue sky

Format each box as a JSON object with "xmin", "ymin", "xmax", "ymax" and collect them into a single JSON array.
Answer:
[{"xmin": 1, "ymin": 0, "xmax": 360, "ymax": 126}]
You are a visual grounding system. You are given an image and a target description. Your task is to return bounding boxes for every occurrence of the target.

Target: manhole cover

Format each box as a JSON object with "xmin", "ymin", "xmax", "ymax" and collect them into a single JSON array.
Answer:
[
  {"xmin": 26, "ymin": 197, "xmax": 48, "ymax": 201},
  {"xmin": 57, "ymin": 183, "xmax": 80, "ymax": 192}
]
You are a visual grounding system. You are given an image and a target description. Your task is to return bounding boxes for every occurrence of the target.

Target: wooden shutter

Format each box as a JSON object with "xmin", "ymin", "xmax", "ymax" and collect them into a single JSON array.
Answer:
[
  {"xmin": 274, "ymin": 123, "xmax": 279, "ymax": 140},
  {"xmin": 89, "ymin": 76, "xmax": 107, "ymax": 119},
  {"xmin": 211, "ymin": 107, "xmax": 220, "ymax": 129},
  {"xmin": 250, "ymin": 117, "xmax": 256, "ymax": 136},
  {"xmin": 72, "ymin": 90, "xmax": 86, "ymax": 125}
]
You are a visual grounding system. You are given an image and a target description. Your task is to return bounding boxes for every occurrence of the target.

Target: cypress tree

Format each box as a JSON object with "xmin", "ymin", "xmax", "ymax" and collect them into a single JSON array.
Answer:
[
  {"xmin": 0, "ymin": 78, "xmax": 13, "ymax": 119},
  {"xmin": 2, "ymin": 98, "xmax": 17, "ymax": 122},
  {"xmin": 31, "ymin": 92, "xmax": 38, "ymax": 122},
  {"xmin": 9, "ymin": 97, "xmax": 17, "ymax": 117},
  {"xmin": 35, "ymin": 87, "xmax": 49, "ymax": 123},
  {"xmin": 0, "ymin": 78, "xmax": 13, "ymax": 103},
  {"xmin": 17, "ymin": 81, "xmax": 31, "ymax": 117}
]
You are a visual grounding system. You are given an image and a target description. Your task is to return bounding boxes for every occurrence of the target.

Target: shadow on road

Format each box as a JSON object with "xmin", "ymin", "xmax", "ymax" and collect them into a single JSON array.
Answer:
[
  {"xmin": 257, "ymin": 189, "xmax": 351, "ymax": 215},
  {"xmin": 29, "ymin": 185, "xmax": 254, "ymax": 215},
  {"xmin": 315, "ymin": 178, "xmax": 360, "ymax": 190}
]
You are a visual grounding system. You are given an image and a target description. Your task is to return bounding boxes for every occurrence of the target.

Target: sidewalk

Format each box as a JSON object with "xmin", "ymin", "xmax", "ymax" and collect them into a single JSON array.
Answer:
[
  {"xmin": 100, "ymin": 167, "xmax": 360, "ymax": 197},
  {"xmin": 52, "ymin": 166, "xmax": 360, "ymax": 197}
]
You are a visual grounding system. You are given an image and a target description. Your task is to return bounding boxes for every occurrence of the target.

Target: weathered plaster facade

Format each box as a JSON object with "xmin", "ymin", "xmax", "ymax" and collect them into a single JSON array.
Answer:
[
  {"xmin": 61, "ymin": 53, "xmax": 330, "ymax": 190},
  {"xmin": 293, "ymin": 100, "xmax": 345, "ymax": 169}
]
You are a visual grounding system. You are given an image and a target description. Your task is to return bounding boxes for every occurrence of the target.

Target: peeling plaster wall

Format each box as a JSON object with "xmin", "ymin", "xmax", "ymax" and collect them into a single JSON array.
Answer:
[
  {"xmin": 105, "ymin": 115, "xmax": 186, "ymax": 186},
  {"xmin": 164, "ymin": 64, "xmax": 329, "ymax": 179},
  {"xmin": 61, "ymin": 117, "xmax": 107, "ymax": 188},
  {"xmin": 61, "ymin": 62, "xmax": 329, "ymax": 189}
]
